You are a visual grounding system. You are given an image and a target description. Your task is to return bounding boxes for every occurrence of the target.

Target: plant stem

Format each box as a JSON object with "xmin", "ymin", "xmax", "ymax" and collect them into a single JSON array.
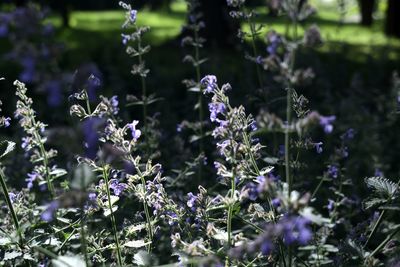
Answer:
[
  {"xmin": 136, "ymin": 35, "xmax": 149, "ymax": 156},
  {"xmin": 33, "ymin": 129, "xmax": 55, "ymax": 198},
  {"xmin": 84, "ymin": 89, "xmax": 92, "ymax": 115},
  {"xmin": 102, "ymin": 166, "xmax": 123, "ymax": 266},
  {"xmin": 194, "ymin": 28, "xmax": 204, "ymax": 185},
  {"xmin": 129, "ymin": 155, "xmax": 153, "ymax": 252},
  {"xmin": 285, "ymin": 87, "xmax": 292, "ymax": 196},
  {"xmin": 226, "ymin": 159, "xmax": 237, "ymax": 266},
  {"xmin": 369, "ymin": 226, "xmax": 400, "ymax": 258},
  {"xmin": 0, "ymin": 168, "xmax": 23, "ymax": 248},
  {"xmin": 244, "ymin": 7, "xmax": 264, "ymax": 89},
  {"xmin": 364, "ymin": 210, "xmax": 386, "ymax": 248},
  {"xmin": 140, "ymin": 175, "xmax": 153, "ymax": 252}
]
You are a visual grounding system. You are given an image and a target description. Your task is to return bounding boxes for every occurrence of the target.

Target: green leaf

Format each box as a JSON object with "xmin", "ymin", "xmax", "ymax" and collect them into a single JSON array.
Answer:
[
  {"xmin": 124, "ymin": 240, "xmax": 151, "ymax": 248},
  {"xmin": 3, "ymin": 251, "xmax": 22, "ymax": 261},
  {"xmin": 71, "ymin": 163, "xmax": 94, "ymax": 190},
  {"xmin": 0, "ymin": 141, "xmax": 15, "ymax": 159},
  {"xmin": 365, "ymin": 176, "xmax": 399, "ymax": 198},
  {"xmin": 52, "ymin": 255, "xmax": 85, "ymax": 267}
]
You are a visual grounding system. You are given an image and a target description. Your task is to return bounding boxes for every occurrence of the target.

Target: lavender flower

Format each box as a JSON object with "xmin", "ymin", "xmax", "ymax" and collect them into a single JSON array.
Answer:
[
  {"xmin": 127, "ymin": 120, "xmax": 141, "ymax": 141},
  {"xmin": 314, "ymin": 142, "xmax": 323, "ymax": 154},
  {"xmin": 41, "ymin": 200, "xmax": 60, "ymax": 222},
  {"xmin": 319, "ymin": 115, "xmax": 336, "ymax": 134},
  {"xmin": 327, "ymin": 165, "xmax": 338, "ymax": 179},
  {"xmin": 109, "ymin": 179, "xmax": 128, "ymax": 196},
  {"xmin": 26, "ymin": 172, "xmax": 39, "ymax": 189},
  {"xmin": 129, "ymin": 10, "xmax": 137, "ymax": 23},
  {"xmin": 208, "ymin": 102, "xmax": 226, "ymax": 122},
  {"xmin": 201, "ymin": 75, "xmax": 217, "ymax": 94},
  {"xmin": 187, "ymin": 192, "xmax": 198, "ymax": 212}
]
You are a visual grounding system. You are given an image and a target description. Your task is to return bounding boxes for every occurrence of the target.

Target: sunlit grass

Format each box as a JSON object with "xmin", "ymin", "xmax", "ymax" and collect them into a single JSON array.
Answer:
[{"xmin": 47, "ymin": 0, "xmax": 399, "ymax": 59}]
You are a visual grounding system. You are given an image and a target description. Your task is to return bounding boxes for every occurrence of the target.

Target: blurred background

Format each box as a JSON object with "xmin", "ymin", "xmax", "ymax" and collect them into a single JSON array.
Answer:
[{"xmin": 0, "ymin": 0, "xmax": 399, "ymax": 189}]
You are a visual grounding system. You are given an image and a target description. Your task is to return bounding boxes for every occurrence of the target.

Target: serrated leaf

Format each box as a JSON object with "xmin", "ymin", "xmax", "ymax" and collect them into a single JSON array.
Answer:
[
  {"xmin": 127, "ymin": 223, "xmax": 147, "ymax": 234},
  {"xmin": 124, "ymin": 240, "xmax": 151, "ymax": 248},
  {"xmin": 365, "ymin": 176, "xmax": 399, "ymax": 198},
  {"xmin": 0, "ymin": 141, "xmax": 15, "ymax": 159},
  {"xmin": 363, "ymin": 198, "xmax": 386, "ymax": 210},
  {"xmin": 4, "ymin": 251, "xmax": 22, "ymax": 261}
]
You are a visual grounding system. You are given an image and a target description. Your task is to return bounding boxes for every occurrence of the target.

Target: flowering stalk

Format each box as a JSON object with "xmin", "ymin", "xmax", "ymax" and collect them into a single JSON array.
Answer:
[
  {"xmin": 120, "ymin": 2, "xmax": 152, "ymax": 155},
  {"xmin": 182, "ymin": 0, "xmax": 207, "ymax": 183},
  {"xmin": 227, "ymin": 0, "xmax": 264, "ymax": 88},
  {"xmin": 102, "ymin": 165, "xmax": 123, "ymax": 266},
  {"xmin": 14, "ymin": 80, "xmax": 57, "ymax": 197},
  {"xmin": 127, "ymin": 154, "xmax": 154, "ymax": 250},
  {"xmin": 0, "ymin": 167, "xmax": 23, "ymax": 248}
]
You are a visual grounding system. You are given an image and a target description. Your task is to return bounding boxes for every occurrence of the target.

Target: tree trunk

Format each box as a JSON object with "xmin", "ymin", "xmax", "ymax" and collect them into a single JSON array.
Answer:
[
  {"xmin": 385, "ymin": 0, "xmax": 400, "ymax": 38},
  {"xmin": 198, "ymin": 0, "xmax": 238, "ymax": 48},
  {"xmin": 359, "ymin": 0, "xmax": 375, "ymax": 26}
]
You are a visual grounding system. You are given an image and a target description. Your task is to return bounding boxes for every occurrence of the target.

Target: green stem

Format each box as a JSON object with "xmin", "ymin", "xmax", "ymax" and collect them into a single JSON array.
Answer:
[
  {"xmin": 285, "ymin": 87, "xmax": 292, "ymax": 196},
  {"xmin": 33, "ymin": 130, "xmax": 55, "ymax": 198},
  {"xmin": 226, "ymin": 162, "xmax": 237, "ymax": 266},
  {"xmin": 0, "ymin": 168, "xmax": 23, "ymax": 248},
  {"xmin": 364, "ymin": 210, "xmax": 386, "ymax": 248},
  {"xmin": 129, "ymin": 155, "xmax": 153, "ymax": 252},
  {"xmin": 102, "ymin": 166, "xmax": 123, "ymax": 266},
  {"xmin": 244, "ymin": 7, "xmax": 263, "ymax": 89},
  {"xmin": 84, "ymin": 89, "xmax": 92, "ymax": 115},
  {"xmin": 311, "ymin": 177, "xmax": 326, "ymax": 199},
  {"xmin": 194, "ymin": 28, "xmax": 204, "ymax": 185},
  {"xmin": 136, "ymin": 35, "xmax": 149, "ymax": 157},
  {"xmin": 369, "ymin": 226, "xmax": 400, "ymax": 258},
  {"xmin": 140, "ymin": 175, "xmax": 153, "ymax": 252}
]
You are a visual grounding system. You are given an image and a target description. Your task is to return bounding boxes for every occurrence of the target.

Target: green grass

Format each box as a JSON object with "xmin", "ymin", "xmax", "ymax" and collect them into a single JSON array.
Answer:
[{"xmin": 48, "ymin": 0, "xmax": 400, "ymax": 50}]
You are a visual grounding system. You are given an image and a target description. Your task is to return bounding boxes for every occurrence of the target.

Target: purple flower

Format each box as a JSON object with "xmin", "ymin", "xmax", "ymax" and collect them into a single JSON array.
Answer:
[
  {"xmin": 266, "ymin": 31, "xmax": 281, "ymax": 55},
  {"xmin": 88, "ymin": 192, "xmax": 97, "ymax": 201},
  {"xmin": 282, "ymin": 216, "xmax": 312, "ymax": 245},
  {"xmin": 121, "ymin": 34, "xmax": 130, "ymax": 45},
  {"xmin": 26, "ymin": 172, "xmax": 39, "ymax": 189},
  {"xmin": 201, "ymin": 75, "xmax": 218, "ymax": 94},
  {"xmin": 244, "ymin": 182, "xmax": 258, "ymax": 201},
  {"xmin": 250, "ymin": 121, "xmax": 258, "ymax": 131},
  {"xmin": 127, "ymin": 120, "xmax": 141, "ymax": 141},
  {"xmin": 327, "ymin": 165, "xmax": 338, "ymax": 179},
  {"xmin": 109, "ymin": 179, "xmax": 127, "ymax": 196},
  {"xmin": 8, "ymin": 192, "xmax": 17, "ymax": 203},
  {"xmin": 374, "ymin": 168, "xmax": 383, "ymax": 177},
  {"xmin": 319, "ymin": 115, "xmax": 336, "ymax": 134},
  {"xmin": 208, "ymin": 102, "xmax": 225, "ymax": 122},
  {"xmin": 129, "ymin": 9, "xmax": 137, "ymax": 23},
  {"xmin": 0, "ymin": 24, "xmax": 8, "ymax": 37},
  {"xmin": 327, "ymin": 199, "xmax": 334, "ymax": 211},
  {"xmin": 314, "ymin": 142, "xmax": 323, "ymax": 154},
  {"xmin": 3, "ymin": 117, "xmax": 10, "ymax": 127},
  {"xmin": 272, "ymin": 198, "xmax": 280, "ymax": 208},
  {"xmin": 110, "ymin": 96, "xmax": 119, "ymax": 115},
  {"xmin": 341, "ymin": 128, "xmax": 355, "ymax": 140},
  {"xmin": 260, "ymin": 240, "xmax": 274, "ymax": 255},
  {"xmin": 87, "ymin": 74, "xmax": 101, "ymax": 101},
  {"xmin": 187, "ymin": 192, "xmax": 198, "ymax": 212},
  {"xmin": 82, "ymin": 118, "xmax": 102, "ymax": 159},
  {"xmin": 41, "ymin": 200, "xmax": 60, "ymax": 222}
]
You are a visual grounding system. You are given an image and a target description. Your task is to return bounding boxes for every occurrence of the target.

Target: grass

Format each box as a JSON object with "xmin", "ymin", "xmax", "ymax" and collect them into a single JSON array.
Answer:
[{"xmin": 46, "ymin": 0, "xmax": 400, "ymax": 49}]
